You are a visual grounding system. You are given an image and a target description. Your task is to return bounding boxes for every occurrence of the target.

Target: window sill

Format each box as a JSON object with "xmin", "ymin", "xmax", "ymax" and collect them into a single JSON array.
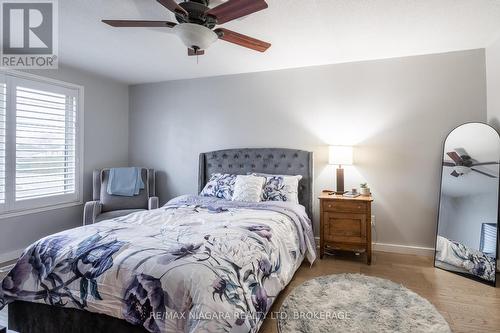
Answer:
[{"xmin": 0, "ymin": 200, "xmax": 83, "ymax": 220}]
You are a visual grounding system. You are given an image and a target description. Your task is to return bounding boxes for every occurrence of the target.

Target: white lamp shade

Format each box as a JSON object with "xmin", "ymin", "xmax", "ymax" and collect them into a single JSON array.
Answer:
[
  {"xmin": 173, "ymin": 23, "xmax": 218, "ymax": 50},
  {"xmin": 329, "ymin": 146, "xmax": 353, "ymax": 165}
]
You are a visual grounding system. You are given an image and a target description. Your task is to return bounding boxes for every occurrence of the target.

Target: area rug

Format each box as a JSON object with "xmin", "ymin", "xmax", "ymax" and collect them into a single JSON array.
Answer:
[{"xmin": 278, "ymin": 274, "xmax": 451, "ymax": 333}]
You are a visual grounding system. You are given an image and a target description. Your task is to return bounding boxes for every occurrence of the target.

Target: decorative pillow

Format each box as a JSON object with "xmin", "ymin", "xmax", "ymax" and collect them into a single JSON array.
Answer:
[
  {"xmin": 231, "ymin": 175, "xmax": 265, "ymax": 203},
  {"xmin": 200, "ymin": 173, "xmax": 237, "ymax": 200},
  {"xmin": 253, "ymin": 174, "xmax": 302, "ymax": 203}
]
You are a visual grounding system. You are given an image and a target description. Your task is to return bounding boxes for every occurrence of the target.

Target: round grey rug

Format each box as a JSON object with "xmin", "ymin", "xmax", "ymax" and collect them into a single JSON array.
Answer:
[{"xmin": 278, "ymin": 274, "xmax": 451, "ymax": 333}]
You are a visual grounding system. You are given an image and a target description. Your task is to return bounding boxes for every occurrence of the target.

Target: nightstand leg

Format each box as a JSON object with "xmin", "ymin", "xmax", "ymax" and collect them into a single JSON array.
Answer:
[
  {"xmin": 320, "ymin": 208, "xmax": 325, "ymax": 259},
  {"xmin": 367, "ymin": 204, "xmax": 372, "ymax": 265}
]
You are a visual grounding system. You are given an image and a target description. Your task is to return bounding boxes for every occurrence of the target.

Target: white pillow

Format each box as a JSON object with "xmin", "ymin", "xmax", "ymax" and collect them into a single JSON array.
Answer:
[
  {"xmin": 252, "ymin": 173, "xmax": 302, "ymax": 204},
  {"xmin": 231, "ymin": 175, "xmax": 265, "ymax": 202}
]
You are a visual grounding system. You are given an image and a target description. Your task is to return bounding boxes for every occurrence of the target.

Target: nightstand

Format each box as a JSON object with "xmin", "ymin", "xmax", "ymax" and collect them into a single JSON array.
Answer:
[{"xmin": 319, "ymin": 192, "xmax": 374, "ymax": 264}]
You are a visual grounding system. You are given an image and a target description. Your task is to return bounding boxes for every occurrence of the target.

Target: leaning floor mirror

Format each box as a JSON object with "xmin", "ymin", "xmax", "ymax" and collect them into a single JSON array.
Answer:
[{"xmin": 435, "ymin": 122, "xmax": 499, "ymax": 286}]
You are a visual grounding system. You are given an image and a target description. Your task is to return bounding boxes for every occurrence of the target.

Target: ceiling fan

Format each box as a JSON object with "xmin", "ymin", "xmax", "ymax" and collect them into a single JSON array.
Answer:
[
  {"xmin": 102, "ymin": 0, "xmax": 271, "ymax": 56},
  {"xmin": 443, "ymin": 148, "xmax": 499, "ymax": 178}
]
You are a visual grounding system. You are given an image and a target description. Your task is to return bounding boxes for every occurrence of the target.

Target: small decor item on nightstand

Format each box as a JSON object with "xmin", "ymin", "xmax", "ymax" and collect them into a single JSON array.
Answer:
[
  {"xmin": 343, "ymin": 189, "xmax": 360, "ymax": 198},
  {"xmin": 360, "ymin": 183, "xmax": 371, "ymax": 196}
]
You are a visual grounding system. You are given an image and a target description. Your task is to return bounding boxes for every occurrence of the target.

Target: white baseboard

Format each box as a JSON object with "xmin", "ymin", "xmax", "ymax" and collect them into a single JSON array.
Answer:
[
  {"xmin": 314, "ymin": 237, "xmax": 434, "ymax": 257},
  {"xmin": 373, "ymin": 242, "xmax": 435, "ymax": 257},
  {"xmin": 0, "ymin": 248, "xmax": 23, "ymax": 266},
  {"xmin": 314, "ymin": 237, "xmax": 500, "ymax": 272}
]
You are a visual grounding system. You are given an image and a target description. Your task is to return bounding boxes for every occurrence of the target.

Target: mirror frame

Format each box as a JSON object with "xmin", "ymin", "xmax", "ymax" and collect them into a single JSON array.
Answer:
[{"xmin": 434, "ymin": 122, "xmax": 500, "ymax": 287}]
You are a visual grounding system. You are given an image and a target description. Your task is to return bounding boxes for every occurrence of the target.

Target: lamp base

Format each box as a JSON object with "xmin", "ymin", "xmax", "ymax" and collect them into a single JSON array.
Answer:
[
  {"xmin": 334, "ymin": 191, "xmax": 348, "ymax": 195},
  {"xmin": 336, "ymin": 167, "xmax": 345, "ymax": 194}
]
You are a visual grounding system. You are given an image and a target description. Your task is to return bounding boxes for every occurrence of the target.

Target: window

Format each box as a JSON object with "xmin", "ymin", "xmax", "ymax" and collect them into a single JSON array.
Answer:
[
  {"xmin": 0, "ymin": 71, "xmax": 83, "ymax": 216},
  {"xmin": 479, "ymin": 223, "xmax": 497, "ymax": 256}
]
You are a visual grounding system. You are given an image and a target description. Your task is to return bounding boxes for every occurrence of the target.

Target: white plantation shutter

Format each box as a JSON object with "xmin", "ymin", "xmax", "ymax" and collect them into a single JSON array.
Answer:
[
  {"xmin": 480, "ymin": 223, "xmax": 497, "ymax": 255},
  {"xmin": 0, "ymin": 72, "xmax": 82, "ymax": 215}
]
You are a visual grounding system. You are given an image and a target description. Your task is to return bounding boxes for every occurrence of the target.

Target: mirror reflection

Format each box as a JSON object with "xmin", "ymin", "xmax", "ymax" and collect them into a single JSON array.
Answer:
[{"xmin": 435, "ymin": 122, "xmax": 499, "ymax": 285}]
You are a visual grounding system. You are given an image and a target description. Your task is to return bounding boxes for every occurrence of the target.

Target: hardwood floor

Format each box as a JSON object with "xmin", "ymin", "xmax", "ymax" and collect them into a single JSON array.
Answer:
[
  {"xmin": 0, "ymin": 252, "xmax": 498, "ymax": 332},
  {"xmin": 260, "ymin": 251, "xmax": 500, "ymax": 333}
]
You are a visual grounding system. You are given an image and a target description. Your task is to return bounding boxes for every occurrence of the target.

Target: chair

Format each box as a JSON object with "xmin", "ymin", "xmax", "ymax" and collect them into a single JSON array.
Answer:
[{"xmin": 83, "ymin": 168, "xmax": 159, "ymax": 225}]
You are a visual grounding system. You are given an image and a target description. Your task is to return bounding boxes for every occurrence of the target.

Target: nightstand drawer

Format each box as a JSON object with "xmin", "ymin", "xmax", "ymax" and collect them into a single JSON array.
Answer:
[
  {"xmin": 323, "ymin": 212, "xmax": 367, "ymax": 243},
  {"xmin": 322, "ymin": 200, "xmax": 366, "ymax": 213}
]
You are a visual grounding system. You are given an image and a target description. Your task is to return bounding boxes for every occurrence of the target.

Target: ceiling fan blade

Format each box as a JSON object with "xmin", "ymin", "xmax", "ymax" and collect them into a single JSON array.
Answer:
[
  {"xmin": 188, "ymin": 48, "xmax": 205, "ymax": 56},
  {"xmin": 447, "ymin": 151, "xmax": 462, "ymax": 164},
  {"xmin": 454, "ymin": 147, "xmax": 474, "ymax": 166},
  {"xmin": 157, "ymin": 0, "xmax": 188, "ymax": 16},
  {"xmin": 471, "ymin": 168, "xmax": 498, "ymax": 178},
  {"xmin": 454, "ymin": 148, "xmax": 469, "ymax": 157},
  {"xmin": 215, "ymin": 28, "xmax": 270, "ymax": 52},
  {"xmin": 443, "ymin": 161, "xmax": 455, "ymax": 167},
  {"xmin": 206, "ymin": 0, "xmax": 268, "ymax": 24},
  {"xmin": 471, "ymin": 161, "xmax": 500, "ymax": 166},
  {"xmin": 450, "ymin": 170, "xmax": 460, "ymax": 177},
  {"xmin": 102, "ymin": 20, "xmax": 177, "ymax": 28}
]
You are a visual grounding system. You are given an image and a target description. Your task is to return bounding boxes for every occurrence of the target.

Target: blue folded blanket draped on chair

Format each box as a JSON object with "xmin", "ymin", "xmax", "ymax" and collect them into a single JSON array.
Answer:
[{"xmin": 107, "ymin": 167, "xmax": 144, "ymax": 196}]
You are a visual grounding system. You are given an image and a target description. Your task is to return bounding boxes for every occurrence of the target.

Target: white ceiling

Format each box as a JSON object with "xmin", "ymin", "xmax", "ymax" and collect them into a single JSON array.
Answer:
[
  {"xmin": 441, "ymin": 123, "xmax": 500, "ymax": 197},
  {"xmin": 59, "ymin": 0, "xmax": 500, "ymax": 84}
]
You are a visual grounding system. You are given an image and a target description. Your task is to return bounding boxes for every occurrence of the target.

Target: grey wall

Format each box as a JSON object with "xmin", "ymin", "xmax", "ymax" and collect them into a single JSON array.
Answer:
[
  {"xmin": 438, "ymin": 193, "xmax": 497, "ymax": 250},
  {"xmin": 0, "ymin": 65, "xmax": 129, "ymax": 259},
  {"xmin": 437, "ymin": 195, "xmax": 457, "ymax": 241},
  {"xmin": 129, "ymin": 49, "xmax": 487, "ymax": 249},
  {"xmin": 487, "ymin": 36, "xmax": 500, "ymax": 131}
]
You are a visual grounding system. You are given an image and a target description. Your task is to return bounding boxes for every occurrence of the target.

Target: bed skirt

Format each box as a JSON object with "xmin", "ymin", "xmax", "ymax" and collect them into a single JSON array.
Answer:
[{"xmin": 8, "ymin": 301, "xmax": 148, "ymax": 333}]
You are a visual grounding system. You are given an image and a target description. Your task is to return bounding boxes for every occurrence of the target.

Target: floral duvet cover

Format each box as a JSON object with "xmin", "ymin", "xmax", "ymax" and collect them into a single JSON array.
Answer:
[
  {"xmin": 0, "ymin": 195, "xmax": 316, "ymax": 333},
  {"xmin": 435, "ymin": 235, "xmax": 496, "ymax": 282}
]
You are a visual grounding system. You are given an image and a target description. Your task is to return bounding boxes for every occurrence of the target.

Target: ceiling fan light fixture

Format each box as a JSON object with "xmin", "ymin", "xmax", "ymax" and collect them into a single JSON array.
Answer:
[
  {"xmin": 173, "ymin": 23, "xmax": 218, "ymax": 50},
  {"xmin": 454, "ymin": 166, "xmax": 471, "ymax": 175}
]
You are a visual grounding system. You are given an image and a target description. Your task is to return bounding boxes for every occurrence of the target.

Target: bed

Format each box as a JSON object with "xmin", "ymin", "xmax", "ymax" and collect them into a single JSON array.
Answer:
[
  {"xmin": 0, "ymin": 148, "xmax": 315, "ymax": 333},
  {"xmin": 435, "ymin": 235, "xmax": 496, "ymax": 282}
]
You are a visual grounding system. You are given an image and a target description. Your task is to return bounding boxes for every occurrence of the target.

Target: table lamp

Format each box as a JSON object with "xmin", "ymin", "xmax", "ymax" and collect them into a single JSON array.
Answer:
[{"xmin": 329, "ymin": 146, "xmax": 353, "ymax": 194}]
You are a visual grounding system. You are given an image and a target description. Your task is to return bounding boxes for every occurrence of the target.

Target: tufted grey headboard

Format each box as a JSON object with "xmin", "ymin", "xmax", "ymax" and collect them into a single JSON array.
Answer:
[{"xmin": 198, "ymin": 148, "xmax": 313, "ymax": 219}]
